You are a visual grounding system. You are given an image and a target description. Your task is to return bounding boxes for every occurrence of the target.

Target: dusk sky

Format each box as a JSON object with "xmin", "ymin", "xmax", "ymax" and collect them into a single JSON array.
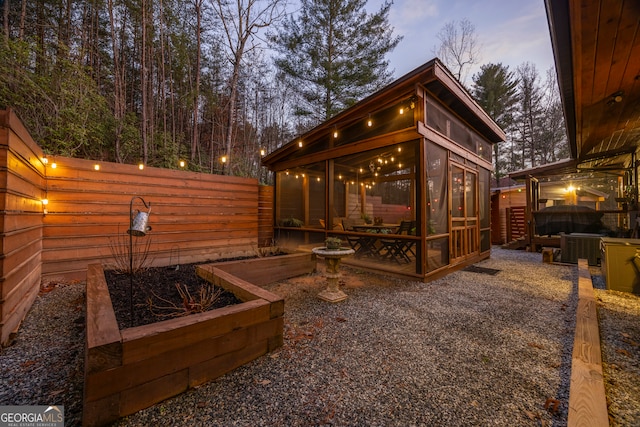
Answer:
[{"xmin": 365, "ymin": 0, "xmax": 555, "ymax": 84}]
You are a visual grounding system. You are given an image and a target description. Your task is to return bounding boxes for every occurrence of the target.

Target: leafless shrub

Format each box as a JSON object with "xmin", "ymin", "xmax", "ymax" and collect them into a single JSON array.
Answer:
[
  {"xmin": 146, "ymin": 282, "xmax": 223, "ymax": 319},
  {"xmin": 107, "ymin": 229, "xmax": 153, "ymax": 274},
  {"xmin": 253, "ymin": 241, "xmax": 281, "ymax": 257}
]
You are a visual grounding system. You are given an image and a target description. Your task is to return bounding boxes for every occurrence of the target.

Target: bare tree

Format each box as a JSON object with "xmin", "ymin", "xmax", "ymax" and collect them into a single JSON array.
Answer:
[
  {"xmin": 434, "ymin": 18, "xmax": 481, "ymax": 84},
  {"xmin": 210, "ymin": 0, "xmax": 285, "ymax": 174},
  {"xmin": 107, "ymin": 0, "xmax": 126, "ymax": 162},
  {"xmin": 3, "ymin": 0, "xmax": 9, "ymax": 44}
]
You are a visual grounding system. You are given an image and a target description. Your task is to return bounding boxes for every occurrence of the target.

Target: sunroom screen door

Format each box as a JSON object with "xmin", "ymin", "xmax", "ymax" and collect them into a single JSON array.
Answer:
[{"xmin": 450, "ymin": 163, "xmax": 479, "ymax": 262}]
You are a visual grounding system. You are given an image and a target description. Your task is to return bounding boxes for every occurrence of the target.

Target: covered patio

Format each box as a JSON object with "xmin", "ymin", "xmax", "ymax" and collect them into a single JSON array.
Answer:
[
  {"xmin": 509, "ymin": 1, "xmax": 640, "ymax": 257},
  {"xmin": 263, "ymin": 59, "xmax": 504, "ymax": 281}
]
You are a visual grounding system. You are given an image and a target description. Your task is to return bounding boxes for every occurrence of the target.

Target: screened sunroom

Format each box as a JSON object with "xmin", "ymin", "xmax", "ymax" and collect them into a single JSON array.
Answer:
[{"xmin": 262, "ymin": 59, "xmax": 505, "ymax": 280}]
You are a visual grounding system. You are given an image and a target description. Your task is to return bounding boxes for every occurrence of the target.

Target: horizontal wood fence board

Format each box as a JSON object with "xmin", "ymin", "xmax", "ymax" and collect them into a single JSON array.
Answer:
[
  {"xmin": 1, "ymin": 225, "xmax": 41, "ymax": 254},
  {"xmin": 42, "ymin": 212, "xmax": 257, "ymax": 226},
  {"xmin": 40, "ymin": 228, "xmax": 257, "ymax": 250},
  {"xmin": 1, "ymin": 172, "xmax": 43, "ymax": 200},
  {"xmin": 1, "ymin": 255, "xmax": 41, "ymax": 300},
  {"xmin": 42, "ymin": 201, "xmax": 257, "ymax": 217},
  {"xmin": 4, "ymin": 148, "xmax": 44, "ymax": 180},
  {"xmin": 0, "ymin": 110, "xmax": 44, "ymax": 160},
  {"xmin": 2, "ymin": 269, "xmax": 40, "ymax": 314},
  {"xmin": 0, "ymin": 279, "xmax": 39, "ymax": 344},
  {"xmin": 47, "ymin": 174, "xmax": 258, "ymax": 196},
  {"xmin": 41, "ymin": 237, "xmax": 256, "ymax": 261},
  {"xmin": 0, "ymin": 192, "xmax": 43, "ymax": 212},
  {"xmin": 0, "ymin": 240, "xmax": 41, "ymax": 278},
  {"xmin": 43, "ymin": 193, "xmax": 258, "ymax": 209},
  {"xmin": 0, "ymin": 213, "xmax": 41, "ymax": 234}
]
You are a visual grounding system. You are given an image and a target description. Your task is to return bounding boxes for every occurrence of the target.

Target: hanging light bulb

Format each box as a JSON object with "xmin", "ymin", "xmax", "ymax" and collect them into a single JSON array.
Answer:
[
  {"xmin": 399, "ymin": 107, "xmax": 404, "ymax": 115},
  {"xmin": 367, "ymin": 115, "xmax": 372, "ymax": 127},
  {"xmin": 333, "ymin": 127, "xmax": 338, "ymax": 138},
  {"xmin": 298, "ymin": 140, "xmax": 303, "ymax": 148}
]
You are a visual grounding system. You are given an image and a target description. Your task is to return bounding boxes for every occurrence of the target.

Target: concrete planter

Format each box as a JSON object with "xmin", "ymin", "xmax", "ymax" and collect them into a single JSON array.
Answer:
[{"xmin": 83, "ymin": 252, "xmax": 315, "ymax": 426}]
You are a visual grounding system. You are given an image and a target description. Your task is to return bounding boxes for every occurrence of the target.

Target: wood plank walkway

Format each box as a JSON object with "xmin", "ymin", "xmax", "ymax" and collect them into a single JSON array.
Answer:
[{"xmin": 568, "ymin": 259, "xmax": 609, "ymax": 426}]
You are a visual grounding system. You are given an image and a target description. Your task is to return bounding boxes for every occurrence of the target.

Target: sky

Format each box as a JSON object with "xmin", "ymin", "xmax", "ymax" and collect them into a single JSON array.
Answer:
[{"xmin": 365, "ymin": 0, "xmax": 556, "ymax": 84}]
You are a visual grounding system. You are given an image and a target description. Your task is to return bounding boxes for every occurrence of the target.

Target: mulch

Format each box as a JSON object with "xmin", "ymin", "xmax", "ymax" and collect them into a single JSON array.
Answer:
[{"xmin": 105, "ymin": 263, "xmax": 242, "ymax": 329}]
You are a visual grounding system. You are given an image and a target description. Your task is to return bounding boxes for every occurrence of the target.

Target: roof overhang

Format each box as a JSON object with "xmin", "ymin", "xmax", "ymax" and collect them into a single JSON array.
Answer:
[
  {"xmin": 262, "ymin": 59, "xmax": 505, "ymax": 168},
  {"xmin": 545, "ymin": 0, "xmax": 640, "ymax": 170}
]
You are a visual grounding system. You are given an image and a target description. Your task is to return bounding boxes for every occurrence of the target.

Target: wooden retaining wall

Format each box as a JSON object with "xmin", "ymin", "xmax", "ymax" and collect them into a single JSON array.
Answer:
[
  {"xmin": 0, "ymin": 109, "xmax": 46, "ymax": 346},
  {"xmin": 0, "ymin": 109, "xmax": 275, "ymax": 347},
  {"xmin": 84, "ymin": 259, "xmax": 294, "ymax": 426}
]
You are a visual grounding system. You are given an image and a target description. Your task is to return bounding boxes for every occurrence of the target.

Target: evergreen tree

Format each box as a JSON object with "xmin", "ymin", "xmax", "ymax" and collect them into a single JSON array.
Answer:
[
  {"xmin": 271, "ymin": 0, "xmax": 401, "ymax": 124},
  {"xmin": 514, "ymin": 62, "xmax": 544, "ymax": 170},
  {"xmin": 471, "ymin": 63, "xmax": 519, "ymax": 181}
]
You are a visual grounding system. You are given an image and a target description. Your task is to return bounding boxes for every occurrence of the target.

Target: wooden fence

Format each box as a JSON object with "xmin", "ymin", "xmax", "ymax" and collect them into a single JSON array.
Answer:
[{"xmin": 0, "ymin": 109, "xmax": 274, "ymax": 346}]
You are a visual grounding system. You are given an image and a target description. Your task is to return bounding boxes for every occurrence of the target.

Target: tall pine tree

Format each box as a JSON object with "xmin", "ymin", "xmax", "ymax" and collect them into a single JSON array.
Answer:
[
  {"xmin": 271, "ymin": 0, "xmax": 401, "ymax": 124},
  {"xmin": 471, "ymin": 63, "xmax": 519, "ymax": 181}
]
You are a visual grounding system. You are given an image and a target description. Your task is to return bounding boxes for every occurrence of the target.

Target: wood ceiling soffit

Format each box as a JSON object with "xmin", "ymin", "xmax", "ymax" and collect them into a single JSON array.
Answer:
[{"xmin": 573, "ymin": 0, "xmax": 640, "ymax": 161}]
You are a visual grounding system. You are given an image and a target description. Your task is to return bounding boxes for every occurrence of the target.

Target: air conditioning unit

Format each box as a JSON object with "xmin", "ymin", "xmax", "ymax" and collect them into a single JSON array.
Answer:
[
  {"xmin": 560, "ymin": 233, "xmax": 603, "ymax": 266},
  {"xmin": 600, "ymin": 237, "xmax": 640, "ymax": 293}
]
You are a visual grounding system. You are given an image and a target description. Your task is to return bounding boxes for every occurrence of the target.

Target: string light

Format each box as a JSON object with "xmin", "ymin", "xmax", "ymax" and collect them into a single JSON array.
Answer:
[
  {"xmin": 298, "ymin": 140, "xmax": 303, "ymax": 148},
  {"xmin": 260, "ymin": 148, "xmax": 266, "ymax": 156},
  {"xmin": 41, "ymin": 157, "xmax": 48, "ymax": 165},
  {"xmin": 138, "ymin": 162, "xmax": 144, "ymax": 170},
  {"xmin": 333, "ymin": 127, "xmax": 338, "ymax": 138},
  {"xmin": 179, "ymin": 160, "xmax": 186, "ymax": 168},
  {"xmin": 367, "ymin": 114, "xmax": 372, "ymax": 127},
  {"xmin": 94, "ymin": 164, "xmax": 100, "ymax": 171},
  {"xmin": 221, "ymin": 155, "xmax": 227, "ymax": 163}
]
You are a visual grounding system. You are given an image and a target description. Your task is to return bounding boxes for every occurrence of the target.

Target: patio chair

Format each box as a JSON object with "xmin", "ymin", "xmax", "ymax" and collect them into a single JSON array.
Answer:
[{"xmin": 379, "ymin": 220, "xmax": 416, "ymax": 263}]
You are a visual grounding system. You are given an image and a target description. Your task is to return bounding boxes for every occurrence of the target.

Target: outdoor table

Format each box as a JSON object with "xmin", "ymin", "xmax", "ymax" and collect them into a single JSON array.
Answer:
[{"xmin": 351, "ymin": 224, "xmax": 399, "ymax": 234}]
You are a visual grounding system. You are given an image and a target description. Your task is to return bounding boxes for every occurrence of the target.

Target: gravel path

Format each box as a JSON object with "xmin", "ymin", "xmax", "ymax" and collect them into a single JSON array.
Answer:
[{"xmin": 1, "ymin": 247, "xmax": 638, "ymax": 426}]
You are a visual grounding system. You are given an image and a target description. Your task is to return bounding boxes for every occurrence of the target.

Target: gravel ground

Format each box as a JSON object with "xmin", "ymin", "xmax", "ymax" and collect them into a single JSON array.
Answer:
[{"xmin": 0, "ymin": 247, "xmax": 638, "ymax": 426}]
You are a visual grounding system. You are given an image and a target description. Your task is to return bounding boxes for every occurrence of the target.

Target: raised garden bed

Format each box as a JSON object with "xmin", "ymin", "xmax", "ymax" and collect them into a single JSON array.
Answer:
[{"xmin": 84, "ymin": 252, "xmax": 316, "ymax": 426}]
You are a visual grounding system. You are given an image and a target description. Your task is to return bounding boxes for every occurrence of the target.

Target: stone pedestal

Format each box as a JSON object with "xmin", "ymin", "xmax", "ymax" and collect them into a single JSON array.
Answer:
[{"xmin": 312, "ymin": 247, "xmax": 355, "ymax": 303}]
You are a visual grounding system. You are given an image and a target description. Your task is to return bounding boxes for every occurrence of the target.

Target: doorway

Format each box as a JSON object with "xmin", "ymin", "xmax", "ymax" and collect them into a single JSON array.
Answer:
[{"xmin": 450, "ymin": 163, "xmax": 479, "ymax": 262}]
